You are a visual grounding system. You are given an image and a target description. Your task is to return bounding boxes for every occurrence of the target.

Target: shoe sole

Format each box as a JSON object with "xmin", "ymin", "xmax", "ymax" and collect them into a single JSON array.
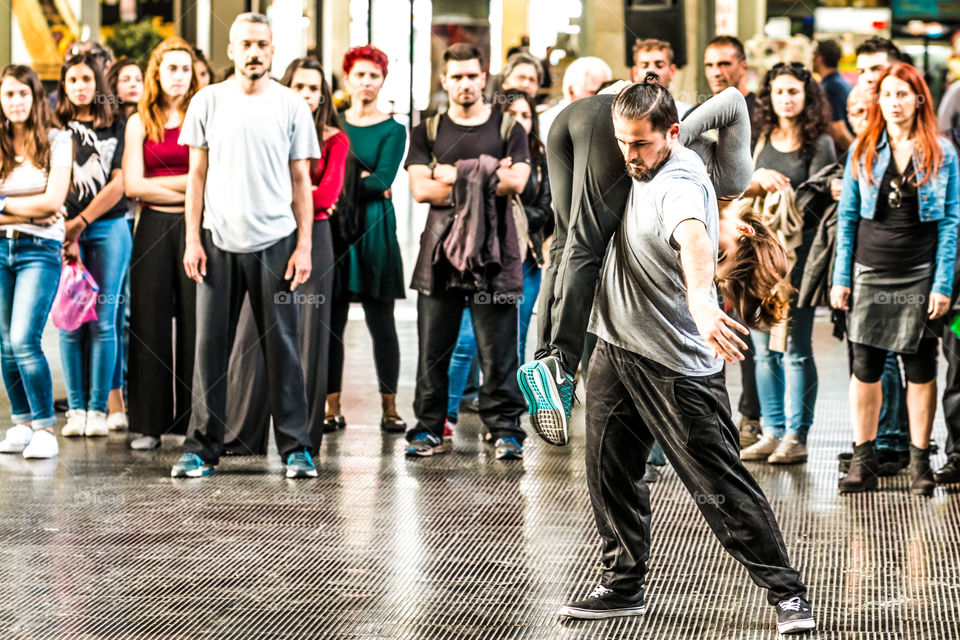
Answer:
[
  {"xmin": 768, "ymin": 456, "xmax": 808, "ymax": 465},
  {"xmin": 61, "ymin": 431, "xmax": 85, "ymax": 437},
  {"xmin": 518, "ymin": 363, "xmax": 568, "ymax": 447},
  {"xmin": 23, "ymin": 450, "xmax": 58, "ymax": 459},
  {"xmin": 838, "ymin": 482, "xmax": 877, "ymax": 494},
  {"xmin": 558, "ymin": 604, "xmax": 645, "ymax": 620},
  {"xmin": 85, "ymin": 431, "xmax": 109, "ymax": 437},
  {"xmin": 740, "ymin": 452, "xmax": 777, "ymax": 462},
  {"xmin": 285, "ymin": 469, "xmax": 318, "ymax": 478},
  {"xmin": 171, "ymin": 468, "xmax": 214, "ymax": 478},
  {"xmin": 778, "ymin": 618, "xmax": 816, "ymax": 634},
  {"xmin": 496, "ymin": 451, "xmax": 523, "ymax": 460},
  {"xmin": 405, "ymin": 446, "xmax": 447, "ymax": 457}
]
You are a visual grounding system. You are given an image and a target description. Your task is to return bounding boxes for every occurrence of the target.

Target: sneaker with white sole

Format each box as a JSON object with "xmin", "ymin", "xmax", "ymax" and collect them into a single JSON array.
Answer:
[
  {"xmin": 62, "ymin": 410, "xmax": 86, "ymax": 437},
  {"xmin": 22, "ymin": 429, "xmax": 59, "ymax": 459},
  {"xmin": 557, "ymin": 584, "xmax": 645, "ymax": 620},
  {"xmin": 0, "ymin": 424, "xmax": 34, "ymax": 453},
  {"xmin": 767, "ymin": 433, "xmax": 808, "ymax": 464},
  {"xmin": 106, "ymin": 412, "xmax": 128, "ymax": 431},
  {"xmin": 517, "ymin": 356, "xmax": 575, "ymax": 447},
  {"xmin": 129, "ymin": 435, "xmax": 161, "ymax": 450},
  {"xmin": 776, "ymin": 595, "xmax": 815, "ymax": 634},
  {"xmin": 740, "ymin": 433, "xmax": 780, "ymax": 461},
  {"xmin": 84, "ymin": 411, "xmax": 109, "ymax": 437}
]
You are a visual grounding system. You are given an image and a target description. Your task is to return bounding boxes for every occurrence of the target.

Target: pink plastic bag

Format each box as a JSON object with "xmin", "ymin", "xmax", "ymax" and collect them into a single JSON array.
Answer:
[{"xmin": 51, "ymin": 262, "xmax": 99, "ymax": 331}]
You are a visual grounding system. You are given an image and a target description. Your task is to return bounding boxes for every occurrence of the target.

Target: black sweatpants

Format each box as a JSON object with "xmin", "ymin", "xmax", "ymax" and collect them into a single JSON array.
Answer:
[
  {"xmin": 184, "ymin": 231, "xmax": 312, "ymax": 464},
  {"xmin": 942, "ymin": 318, "xmax": 960, "ymax": 457},
  {"xmin": 586, "ymin": 338, "xmax": 806, "ymax": 605},
  {"xmin": 128, "ymin": 208, "xmax": 196, "ymax": 437},
  {"xmin": 223, "ymin": 220, "xmax": 335, "ymax": 456},
  {"xmin": 410, "ymin": 290, "xmax": 526, "ymax": 442},
  {"xmin": 327, "ymin": 296, "xmax": 400, "ymax": 395}
]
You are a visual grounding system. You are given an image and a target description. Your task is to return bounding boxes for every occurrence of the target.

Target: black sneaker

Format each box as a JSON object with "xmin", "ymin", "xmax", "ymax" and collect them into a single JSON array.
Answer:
[
  {"xmin": 776, "ymin": 596, "xmax": 815, "ymax": 634},
  {"xmin": 557, "ymin": 584, "xmax": 645, "ymax": 620}
]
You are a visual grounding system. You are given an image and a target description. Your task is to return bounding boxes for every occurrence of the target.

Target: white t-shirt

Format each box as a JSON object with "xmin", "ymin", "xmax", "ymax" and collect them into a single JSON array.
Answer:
[
  {"xmin": 178, "ymin": 78, "xmax": 322, "ymax": 253},
  {"xmin": 0, "ymin": 129, "xmax": 72, "ymax": 242}
]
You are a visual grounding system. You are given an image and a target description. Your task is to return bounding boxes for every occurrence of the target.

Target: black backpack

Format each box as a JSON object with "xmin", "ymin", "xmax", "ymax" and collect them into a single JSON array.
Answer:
[{"xmin": 329, "ymin": 150, "xmax": 366, "ymax": 249}]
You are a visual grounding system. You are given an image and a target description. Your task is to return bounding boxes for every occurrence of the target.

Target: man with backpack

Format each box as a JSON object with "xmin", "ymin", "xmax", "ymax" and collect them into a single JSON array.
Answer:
[{"xmin": 404, "ymin": 43, "xmax": 530, "ymax": 459}]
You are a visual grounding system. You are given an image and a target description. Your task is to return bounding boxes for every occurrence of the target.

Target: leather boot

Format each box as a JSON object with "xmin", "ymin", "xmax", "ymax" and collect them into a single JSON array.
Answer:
[
  {"xmin": 324, "ymin": 393, "xmax": 345, "ymax": 433},
  {"xmin": 380, "ymin": 394, "xmax": 407, "ymax": 433},
  {"xmin": 909, "ymin": 444, "xmax": 935, "ymax": 497},
  {"xmin": 838, "ymin": 440, "xmax": 879, "ymax": 494}
]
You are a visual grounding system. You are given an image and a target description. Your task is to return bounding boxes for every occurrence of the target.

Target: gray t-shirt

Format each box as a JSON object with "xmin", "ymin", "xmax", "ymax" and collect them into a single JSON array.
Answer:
[
  {"xmin": 178, "ymin": 79, "xmax": 321, "ymax": 253},
  {"xmin": 589, "ymin": 145, "xmax": 722, "ymax": 376}
]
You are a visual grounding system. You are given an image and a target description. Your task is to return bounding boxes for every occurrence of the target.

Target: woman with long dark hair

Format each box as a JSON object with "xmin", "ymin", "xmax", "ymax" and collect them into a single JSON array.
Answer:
[
  {"xmin": 223, "ymin": 57, "xmax": 347, "ymax": 455},
  {"xmin": 738, "ymin": 62, "xmax": 836, "ymax": 466},
  {"xmin": 832, "ymin": 63, "xmax": 959, "ymax": 496},
  {"xmin": 106, "ymin": 58, "xmax": 143, "ymax": 119},
  {"xmin": 444, "ymin": 88, "xmax": 553, "ymax": 434},
  {"xmin": 55, "ymin": 53, "xmax": 133, "ymax": 438},
  {"xmin": 122, "ymin": 37, "xmax": 199, "ymax": 450},
  {"xmin": 0, "ymin": 65, "xmax": 72, "ymax": 459},
  {"xmin": 325, "ymin": 45, "xmax": 407, "ymax": 434}
]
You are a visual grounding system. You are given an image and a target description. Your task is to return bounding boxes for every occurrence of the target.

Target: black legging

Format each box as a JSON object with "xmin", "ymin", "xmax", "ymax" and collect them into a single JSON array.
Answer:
[{"xmin": 327, "ymin": 297, "xmax": 400, "ymax": 395}]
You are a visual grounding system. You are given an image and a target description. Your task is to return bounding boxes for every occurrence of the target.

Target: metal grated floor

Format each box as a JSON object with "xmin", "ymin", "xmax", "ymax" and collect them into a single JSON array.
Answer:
[{"xmin": 1, "ymin": 312, "xmax": 959, "ymax": 639}]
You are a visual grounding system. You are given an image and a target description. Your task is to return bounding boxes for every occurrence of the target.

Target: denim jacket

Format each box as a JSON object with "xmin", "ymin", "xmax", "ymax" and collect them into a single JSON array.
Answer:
[{"xmin": 833, "ymin": 133, "xmax": 960, "ymax": 298}]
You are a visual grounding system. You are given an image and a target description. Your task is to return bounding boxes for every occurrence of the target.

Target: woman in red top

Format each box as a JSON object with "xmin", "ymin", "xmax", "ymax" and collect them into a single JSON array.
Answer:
[
  {"xmin": 223, "ymin": 58, "xmax": 347, "ymax": 455},
  {"xmin": 121, "ymin": 37, "xmax": 199, "ymax": 450}
]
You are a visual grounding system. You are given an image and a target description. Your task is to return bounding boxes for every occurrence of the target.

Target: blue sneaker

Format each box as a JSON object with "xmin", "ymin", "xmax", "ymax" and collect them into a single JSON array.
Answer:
[
  {"xmin": 285, "ymin": 450, "xmax": 318, "ymax": 478},
  {"xmin": 171, "ymin": 453, "xmax": 214, "ymax": 478},
  {"xmin": 494, "ymin": 437, "xmax": 523, "ymax": 460},
  {"xmin": 517, "ymin": 356, "xmax": 575, "ymax": 446},
  {"xmin": 406, "ymin": 433, "xmax": 447, "ymax": 457}
]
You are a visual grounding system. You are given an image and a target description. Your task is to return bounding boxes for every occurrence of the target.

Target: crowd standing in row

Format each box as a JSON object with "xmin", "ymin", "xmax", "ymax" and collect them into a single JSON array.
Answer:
[{"xmin": 0, "ymin": 17, "xmax": 959, "ymax": 493}]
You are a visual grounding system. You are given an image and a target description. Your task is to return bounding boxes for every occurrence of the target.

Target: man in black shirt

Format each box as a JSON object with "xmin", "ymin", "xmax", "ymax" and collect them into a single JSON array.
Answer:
[{"xmin": 405, "ymin": 43, "xmax": 530, "ymax": 460}]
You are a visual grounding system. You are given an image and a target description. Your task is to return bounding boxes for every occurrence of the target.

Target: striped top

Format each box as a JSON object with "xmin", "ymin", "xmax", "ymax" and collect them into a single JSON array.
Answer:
[{"xmin": 0, "ymin": 129, "xmax": 73, "ymax": 242}]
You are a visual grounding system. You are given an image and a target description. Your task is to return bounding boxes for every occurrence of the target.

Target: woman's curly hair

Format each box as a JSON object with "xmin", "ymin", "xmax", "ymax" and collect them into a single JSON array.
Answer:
[
  {"xmin": 717, "ymin": 210, "xmax": 795, "ymax": 329},
  {"xmin": 752, "ymin": 62, "xmax": 831, "ymax": 159}
]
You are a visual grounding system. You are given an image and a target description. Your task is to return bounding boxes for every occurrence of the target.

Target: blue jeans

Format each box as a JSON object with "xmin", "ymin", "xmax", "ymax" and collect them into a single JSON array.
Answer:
[
  {"xmin": 111, "ymin": 218, "xmax": 133, "ymax": 391},
  {"xmin": 0, "ymin": 235, "xmax": 62, "ymax": 429},
  {"xmin": 752, "ymin": 305, "xmax": 818, "ymax": 443},
  {"xmin": 446, "ymin": 258, "xmax": 541, "ymax": 422},
  {"xmin": 59, "ymin": 217, "xmax": 132, "ymax": 413},
  {"xmin": 877, "ymin": 351, "xmax": 909, "ymax": 453}
]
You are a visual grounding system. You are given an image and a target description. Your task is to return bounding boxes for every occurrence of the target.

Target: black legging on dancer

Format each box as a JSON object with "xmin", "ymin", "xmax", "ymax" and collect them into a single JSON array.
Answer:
[
  {"xmin": 327, "ymin": 296, "xmax": 400, "ymax": 395},
  {"xmin": 536, "ymin": 87, "xmax": 754, "ymax": 376}
]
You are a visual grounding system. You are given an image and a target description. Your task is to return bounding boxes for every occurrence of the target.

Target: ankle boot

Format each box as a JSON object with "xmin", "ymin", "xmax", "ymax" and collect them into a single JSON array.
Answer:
[
  {"xmin": 380, "ymin": 394, "xmax": 407, "ymax": 433},
  {"xmin": 324, "ymin": 393, "xmax": 345, "ymax": 433},
  {"xmin": 909, "ymin": 444, "xmax": 935, "ymax": 497},
  {"xmin": 838, "ymin": 440, "xmax": 879, "ymax": 494}
]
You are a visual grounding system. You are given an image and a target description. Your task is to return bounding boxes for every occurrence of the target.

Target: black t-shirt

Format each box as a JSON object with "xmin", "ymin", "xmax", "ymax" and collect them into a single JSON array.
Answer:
[
  {"xmin": 855, "ymin": 158, "xmax": 937, "ymax": 270},
  {"xmin": 64, "ymin": 117, "xmax": 128, "ymax": 221},
  {"xmin": 405, "ymin": 110, "xmax": 530, "ymax": 171}
]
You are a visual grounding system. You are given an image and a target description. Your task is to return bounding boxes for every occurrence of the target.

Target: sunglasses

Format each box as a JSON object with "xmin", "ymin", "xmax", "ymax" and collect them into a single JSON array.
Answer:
[{"xmin": 888, "ymin": 176, "xmax": 902, "ymax": 209}]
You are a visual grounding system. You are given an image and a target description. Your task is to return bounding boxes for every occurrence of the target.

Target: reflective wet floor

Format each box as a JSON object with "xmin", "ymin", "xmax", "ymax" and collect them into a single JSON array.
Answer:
[{"xmin": 1, "ymin": 302, "xmax": 959, "ymax": 639}]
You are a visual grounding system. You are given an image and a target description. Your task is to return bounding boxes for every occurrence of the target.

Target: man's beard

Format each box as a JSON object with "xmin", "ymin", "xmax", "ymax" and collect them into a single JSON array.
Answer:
[
  {"xmin": 626, "ymin": 146, "xmax": 672, "ymax": 182},
  {"xmin": 240, "ymin": 61, "xmax": 267, "ymax": 80}
]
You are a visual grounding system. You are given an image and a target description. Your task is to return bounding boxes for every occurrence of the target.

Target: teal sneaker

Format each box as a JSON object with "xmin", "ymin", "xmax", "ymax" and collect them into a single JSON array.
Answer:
[
  {"xmin": 494, "ymin": 437, "xmax": 524, "ymax": 460},
  {"xmin": 517, "ymin": 356, "xmax": 575, "ymax": 446},
  {"xmin": 171, "ymin": 453, "xmax": 214, "ymax": 478},
  {"xmin": 285, "ymin": 450, "xmax": 318, "ymax": 478},
  {"xmin": 406, "ymin": 433, "xmax": 447, "ymax": 457}
]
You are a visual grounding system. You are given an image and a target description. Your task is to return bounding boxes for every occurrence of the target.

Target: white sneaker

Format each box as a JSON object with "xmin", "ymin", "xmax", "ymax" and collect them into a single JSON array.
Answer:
[
  {"xmin": 106, "ymin": 412, "xmax": 128, "ymax": 431},
  {"xmin": 62, "ymin": 410, "xmax": 86, "ymax": 437},
  {"xmin": 740, "ymin": 433, "xmax": 780, "ymax": 461},
  {"xmin": 0, "ymin": 424, "xmax": 34, "ymax": 453},
  {"xmin": 23, "ymin": 429, "xmax": 59, "ymax": 459},
  {"xmin": 85, "ymin": 411, "xmax": 109, "ymax": 437}
]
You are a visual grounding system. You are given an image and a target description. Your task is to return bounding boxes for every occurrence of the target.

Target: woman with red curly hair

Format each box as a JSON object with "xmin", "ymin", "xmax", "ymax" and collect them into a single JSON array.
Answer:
[
  {"xmin": 832, "ymin": 63, "xmax": 960, "ymax": 496},
  {"xmin": 325, "ymin": 45, "xmax": 408, "ymax": 434}
]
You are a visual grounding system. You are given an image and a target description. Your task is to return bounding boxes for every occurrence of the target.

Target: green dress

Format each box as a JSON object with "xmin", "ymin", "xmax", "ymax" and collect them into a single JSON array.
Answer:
[{"xmin": 342, "ymin": 118, "xmax": 407, "ymax": 300}]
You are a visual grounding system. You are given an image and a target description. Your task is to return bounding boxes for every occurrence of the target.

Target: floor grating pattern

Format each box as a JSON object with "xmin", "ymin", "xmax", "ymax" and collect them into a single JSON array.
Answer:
[{"xmin": 1, "ymin": 318, "xmax": 959, "ymax": 639}]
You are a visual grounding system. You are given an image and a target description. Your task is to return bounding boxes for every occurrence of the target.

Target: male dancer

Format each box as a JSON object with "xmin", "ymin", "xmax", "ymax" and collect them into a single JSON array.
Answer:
[
  {"xmin": 174, "ymin": 12, "xmax": 321, "ymax": 478},
  {"xmin": 553, "ymin": 78, "xmax": 814, "ymax": 635},
  {"xmin": 519, "ymin": 78, "xmax": 752, "ymax": 445}
]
